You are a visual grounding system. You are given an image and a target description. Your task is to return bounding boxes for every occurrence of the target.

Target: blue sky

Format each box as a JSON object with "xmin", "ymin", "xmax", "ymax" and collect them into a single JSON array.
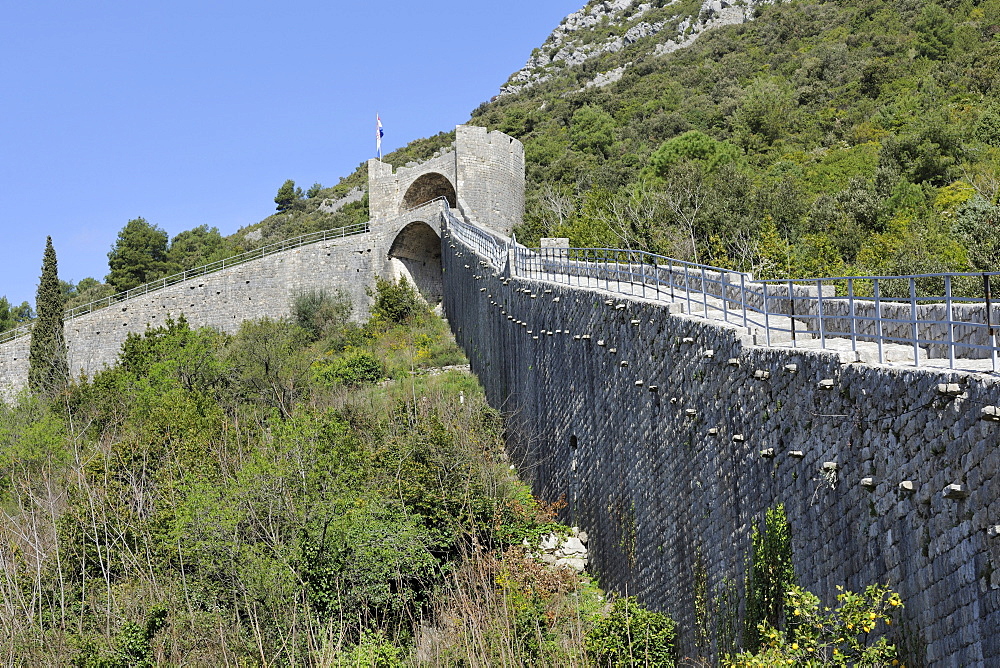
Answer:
[{"xmin": 0, "ymin": 1, "xmax": 581, "ymax": 307}]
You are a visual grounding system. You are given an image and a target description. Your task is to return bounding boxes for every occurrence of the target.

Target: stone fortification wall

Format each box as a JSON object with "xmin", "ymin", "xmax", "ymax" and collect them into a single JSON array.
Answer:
[
  {"xmin": 0, "ymin": 233, "xmax": 379, "ymax": 398},
  {"xmin": 368, "ymin": 125, "xmax": 524, "ymax": 238},
  {"xmin": 454, "ymin": 125, "xmax": 524, "ymax": 237},
  {"xmin": 443, "ymin": 231, "xmax": 1000, "ymax": 666},
  {"xmin": 367, "ymin": 150, "xmax": 458, "ymax": 224}
]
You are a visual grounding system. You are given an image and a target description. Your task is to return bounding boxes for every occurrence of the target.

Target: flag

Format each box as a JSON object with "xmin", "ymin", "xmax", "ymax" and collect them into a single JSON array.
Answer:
[{"xmin": 376, "ymin": 115, "xmax": 384, "ymax": 159}]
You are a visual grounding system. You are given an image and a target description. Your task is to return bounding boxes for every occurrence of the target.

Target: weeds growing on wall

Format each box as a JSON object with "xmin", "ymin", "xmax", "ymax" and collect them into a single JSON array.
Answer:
[{"xmin": 742, "ymin": 503, "xmax": 796, "ymax": 653}]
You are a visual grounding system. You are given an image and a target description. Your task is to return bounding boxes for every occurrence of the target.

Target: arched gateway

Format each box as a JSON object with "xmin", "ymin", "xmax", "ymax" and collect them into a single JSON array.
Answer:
[
  {"xmin": 387, "ymin": 220, "xmax": 443, "ymax": 307},
  {"xmin": 367, "ymin": 125, "xmax": 525, "ymax": 314},
  {"xmin": 401, "ymin": 173, "xmax": 457, "ymax": 212}
]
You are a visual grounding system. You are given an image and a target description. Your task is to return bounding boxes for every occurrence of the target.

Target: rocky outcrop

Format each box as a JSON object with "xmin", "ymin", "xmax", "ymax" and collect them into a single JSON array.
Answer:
[
  {"xmin": 499, "ymin": 0, "xmax": 766, "ymax": 97},
  {"xmin": 318, "ymin": 186, "xmax": 365, "ymax": 214},
  {"xmin": 525, "ymin": 527, "xmax": 590, "ymax": 572}
]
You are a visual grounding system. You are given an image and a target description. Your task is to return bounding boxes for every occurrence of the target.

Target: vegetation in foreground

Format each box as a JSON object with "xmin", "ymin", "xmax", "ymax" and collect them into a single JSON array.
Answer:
[
  {"xmin": 0, "ymin": 277, "xmax": 684, "ymax": 665},
  {"xmin": 1, "ymin": 276, "xmax": 904, "ymax": 665}
]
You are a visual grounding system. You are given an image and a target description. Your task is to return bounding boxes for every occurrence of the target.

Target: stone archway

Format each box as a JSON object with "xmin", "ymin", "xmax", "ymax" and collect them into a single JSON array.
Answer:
[
  {"xmin": 387, "ymin": 221, "xmax": 443, "ymax": 307},
  {"xmin": 401, "ymin": 173, "xmax": 457, "ymax": 212}
]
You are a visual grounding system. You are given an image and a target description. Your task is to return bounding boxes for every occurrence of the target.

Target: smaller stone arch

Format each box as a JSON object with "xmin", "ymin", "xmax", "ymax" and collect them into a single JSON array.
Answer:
[
  {"xmin": 401, "ymin": 173, "xmax": 457, "ymax": 212},
  {"xmin": 387, "ymin": 221, "xmax": 443, "ymax": 308}
]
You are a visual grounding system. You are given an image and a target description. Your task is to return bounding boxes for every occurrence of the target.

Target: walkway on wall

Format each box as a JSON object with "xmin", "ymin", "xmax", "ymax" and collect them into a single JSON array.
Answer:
[
  {"xmin": 445, "ymin": 210, "xmax": 1000, "ymax": 376},
  {"xmin": 0, "ymin": 222, "xmax": 370, "ymax": 345}
]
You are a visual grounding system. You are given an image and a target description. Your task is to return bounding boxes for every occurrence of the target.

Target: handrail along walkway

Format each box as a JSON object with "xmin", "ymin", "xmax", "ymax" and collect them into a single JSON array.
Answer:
[{"xmin": 442, "ymin": 208, "xmax": 1000, "ymax": 373}]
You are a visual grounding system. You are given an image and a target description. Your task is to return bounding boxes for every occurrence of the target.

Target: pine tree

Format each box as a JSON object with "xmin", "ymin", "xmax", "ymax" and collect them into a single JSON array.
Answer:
[
  {"xmin": 106, "ymin": 217, "xmax": 171, "ymax": 292},
  {"xmin": 274, "ymin": 179, "xmax": 303, "ymax": 212},
  {"xmin": 28, "ymin": 236, "xmax": 69, "ymax": 395}
]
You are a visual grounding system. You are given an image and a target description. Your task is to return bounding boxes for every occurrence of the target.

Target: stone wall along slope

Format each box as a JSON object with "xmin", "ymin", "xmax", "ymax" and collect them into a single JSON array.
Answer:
[{"xmin": 443, "ymin": 228, "xmax": 1000, "ymax": 666}]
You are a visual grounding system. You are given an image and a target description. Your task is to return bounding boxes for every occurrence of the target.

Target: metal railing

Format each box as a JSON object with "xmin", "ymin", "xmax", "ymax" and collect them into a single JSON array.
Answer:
[
  {"xmin": 0, "ymin": 221, "xmax": 370, "ymax": 345},
  {"xmin": 443, "ymin": 208, "xmax": 508, "ymax": 268},
  {"xmin": 444, "ymin": 213, "xmax": 1000, "ymax": 372}
]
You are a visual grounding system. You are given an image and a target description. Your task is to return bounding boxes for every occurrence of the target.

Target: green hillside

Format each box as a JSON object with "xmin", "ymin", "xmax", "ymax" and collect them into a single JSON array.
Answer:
[
  {"xmin": 471, "ymin": 0, "xmax": 1000, "ymax": 282},
  {"xmin": 16, "ymin": 0, "xmax": 999, "ymax": 321}
]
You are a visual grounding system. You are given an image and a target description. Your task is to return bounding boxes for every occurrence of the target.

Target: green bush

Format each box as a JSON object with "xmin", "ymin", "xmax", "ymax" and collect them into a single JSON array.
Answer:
[
  {"xmin": 585, "ymin": 597, "xmax": 676, "ymax": 666},
  {"xmin": 314, "ymin": 350, "xmax": 384, "ymax": 387},
  {"xmin": 725, "ymin": 584, "xmax": 902, "ymax": 667},
  {"xmin": 368, "ymin": 276, "xmax": 427, "ymax": 325},
  {"xmin": 337, "ymin": 629, "xmax": 405, "ymax": 667},
  {"xmin": 293, "ymin": 288, "xmax": 353, "ymax": 341}
]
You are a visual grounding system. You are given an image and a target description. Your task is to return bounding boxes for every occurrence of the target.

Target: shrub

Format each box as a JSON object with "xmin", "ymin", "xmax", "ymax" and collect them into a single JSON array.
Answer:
[
  {"xmin": 314, "ymin": 349, "xmax": 384, "ymax": 387},
  {"xmin": 725, "ymin": 584, "xmax": 902, "ymax": 667},
  {"xmin": 368, "ymin": 276, "xmax": 427, "ymax": 325},
  {"xmin": 337, "ymin": 629, "xmax": 405, "ymax": 667},
  {"xmin": 585, "ymin": 596, "xmax": 676, "ymax": 666},
  {"xmin": 292, "ymin": 289, "xmax": 353, "ymax": 341}
]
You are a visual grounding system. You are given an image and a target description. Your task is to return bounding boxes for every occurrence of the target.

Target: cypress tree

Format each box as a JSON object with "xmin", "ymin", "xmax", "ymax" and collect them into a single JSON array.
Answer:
[{"xmin": 28, "ymin": 236, "xmax": 69, "ymax": 395}]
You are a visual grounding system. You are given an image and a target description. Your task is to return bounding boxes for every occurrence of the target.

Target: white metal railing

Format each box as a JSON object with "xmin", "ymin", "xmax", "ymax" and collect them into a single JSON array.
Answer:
[
  {"xmin": 444, "ymin": 213, "xmax": 1000, "ymax": 373},
  {"xmin": 0, "ymin": 222, "xmax": 370, "ymax": 345},
  {"xmin": 443, "ymin": 208, "xmax": 508, "ymax": 268}
]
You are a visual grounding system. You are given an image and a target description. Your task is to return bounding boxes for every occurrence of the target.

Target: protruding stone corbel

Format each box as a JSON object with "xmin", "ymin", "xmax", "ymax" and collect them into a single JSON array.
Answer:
[
  {"xmin": 936, "ymin": 383, "xmax": 962, "ymax": 397},
  {"xmin": 942, "ymin": 484, "xmax": 969, "ymax": 499}
]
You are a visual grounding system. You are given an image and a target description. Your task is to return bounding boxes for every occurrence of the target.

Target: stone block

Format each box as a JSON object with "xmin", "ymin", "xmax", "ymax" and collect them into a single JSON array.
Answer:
[
  {"xmin": 943, "ymin": 484, "xmax": 969, "ymax": 500},
  {"xmin": 981, "ymin": 406, "xmax": 1000, "ymax": 422}
]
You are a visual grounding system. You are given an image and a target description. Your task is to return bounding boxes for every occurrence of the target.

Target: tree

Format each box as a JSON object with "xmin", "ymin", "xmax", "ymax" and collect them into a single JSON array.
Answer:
[
  {"xmin": 915, "ymin": 3, "xmax": 954, "ymax": 61},
  {"xmin": 274, "ymin": 179, "xmax": 304, "ymax": 212},
  {"xmin": 167, "ymin": 225, "xmax": 229, "ymax": 270},
  {"xmin": 662, "ymin": 161, "xmax": 709, "ymax": 264},
  {"xmin": 28, "ymin": 237, "xmax": 69, "ymax": 395},
  {"xmin": 305, "ymin": 182, "xmax": 323, "ymax": 199},
  {"xmin": 646, "ymin": 130, "xmax": 740, "ymax": 179},
  {"xmin": 106, "ymin": 218, "xmax": 171, "ymax": 293},
  {"xmin": 0, "ymin": 297, "xmax": 33, "ymax": 333},
  {"xmin": 569, "ymin": 105, "xmax": 616, "ymax": 158}
]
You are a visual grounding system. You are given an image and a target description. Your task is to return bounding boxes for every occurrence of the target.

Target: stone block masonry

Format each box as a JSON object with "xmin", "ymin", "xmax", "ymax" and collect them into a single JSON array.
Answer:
[
  {"xmin": 442, "ymin": 231, "xmax": 1000, "ymax": 666},
  {"xmin": 0, "ymin": 233, "xmax": 379, "ymax": 399}
]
